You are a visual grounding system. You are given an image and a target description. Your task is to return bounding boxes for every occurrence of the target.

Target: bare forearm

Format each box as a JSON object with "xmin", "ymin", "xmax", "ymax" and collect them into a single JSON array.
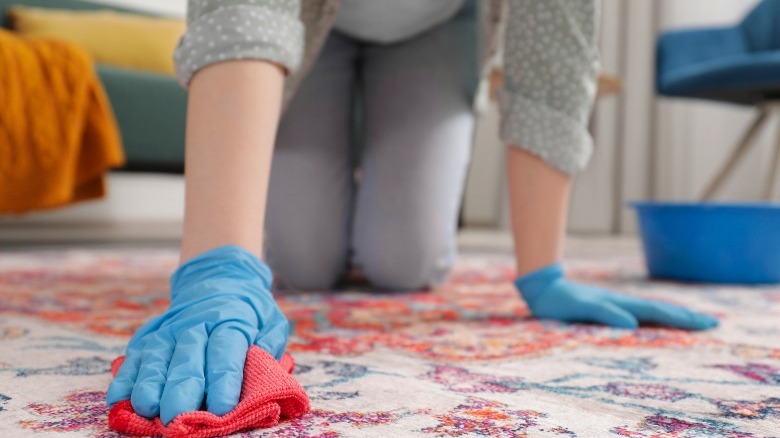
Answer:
[
  {"xmin": 180, "ymin": 61, "xmax": 285, "ymax": 263},
  {"xmin": 507, "ymin": 147, "xmax": 571, "ymax": 277}
]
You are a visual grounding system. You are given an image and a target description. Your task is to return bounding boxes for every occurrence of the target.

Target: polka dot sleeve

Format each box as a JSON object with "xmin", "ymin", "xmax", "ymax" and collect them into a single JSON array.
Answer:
[
  {"xmin": 173, "ymin": 0, "xmax": 304, "ymax": 88},
  {"xmin": 499, "ymin": 0, "xmax": 600, "ymax": 175}
]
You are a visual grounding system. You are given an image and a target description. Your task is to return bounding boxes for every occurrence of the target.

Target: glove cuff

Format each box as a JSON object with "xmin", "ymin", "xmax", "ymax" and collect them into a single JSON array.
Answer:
[
  {"xmin": 171, "ymin": 245, "xmax": 274, "ymax": 298},
  {"xmin": 513, "ymin": 262, "xmax": 565, "ymax": 305}
]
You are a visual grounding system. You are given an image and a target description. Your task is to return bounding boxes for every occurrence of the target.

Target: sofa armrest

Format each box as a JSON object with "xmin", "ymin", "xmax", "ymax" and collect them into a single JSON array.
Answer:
[{"xmin": 98, "ymin": 64, "xmax": 187, "ymax": 172}]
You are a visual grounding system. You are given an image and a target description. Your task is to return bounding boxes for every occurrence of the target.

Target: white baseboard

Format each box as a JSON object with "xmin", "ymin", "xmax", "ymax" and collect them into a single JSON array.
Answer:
[{"xmin": 0, "ymin": 172, "xmax": 185, "ymax": 243}]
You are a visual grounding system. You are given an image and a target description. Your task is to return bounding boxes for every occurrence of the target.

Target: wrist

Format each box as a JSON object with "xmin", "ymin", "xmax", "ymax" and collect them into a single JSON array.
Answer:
[
  {"xmin": 170, "ymin": 245, "xmax": 273, "ymax": 300},
  {"xmin": 513, "ymin": 262, "xmax": 565, "ymax": 305}
]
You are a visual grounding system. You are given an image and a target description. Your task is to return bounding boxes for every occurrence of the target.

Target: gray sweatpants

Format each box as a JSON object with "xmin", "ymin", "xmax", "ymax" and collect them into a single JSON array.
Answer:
[{"xmin": 265, "ymin": 12, "xmax": 477, "ymax": 291}]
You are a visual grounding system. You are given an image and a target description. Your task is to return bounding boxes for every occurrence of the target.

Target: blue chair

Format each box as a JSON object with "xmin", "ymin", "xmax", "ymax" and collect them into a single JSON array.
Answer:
[{"xmin": 657, "ymin": 0, "xmax": 780, "ymax": 200}]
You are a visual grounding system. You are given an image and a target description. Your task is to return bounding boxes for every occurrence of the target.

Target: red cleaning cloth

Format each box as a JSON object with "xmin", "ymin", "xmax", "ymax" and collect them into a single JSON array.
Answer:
[{"xmin": 108, "ymin": 346, "xmax": 310, "ymax": 438}]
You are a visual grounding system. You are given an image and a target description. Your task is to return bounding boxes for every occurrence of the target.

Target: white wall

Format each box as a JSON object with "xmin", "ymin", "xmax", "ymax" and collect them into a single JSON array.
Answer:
[{"xmin": 660, "ymin": 0, "xmax": 755, "ymax": 26}]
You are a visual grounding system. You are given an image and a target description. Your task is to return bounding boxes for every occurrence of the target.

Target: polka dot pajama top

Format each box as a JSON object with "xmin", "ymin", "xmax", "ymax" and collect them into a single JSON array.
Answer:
[{"xmin": 173, "ymin": 0, "xmax": 600, "ymax": 175}]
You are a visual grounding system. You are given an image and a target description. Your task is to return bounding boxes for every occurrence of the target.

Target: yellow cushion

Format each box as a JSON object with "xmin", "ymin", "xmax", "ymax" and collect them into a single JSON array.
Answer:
[{"xmin": 8, "ymin": 6, "xmax": 185, "ymax": 75}]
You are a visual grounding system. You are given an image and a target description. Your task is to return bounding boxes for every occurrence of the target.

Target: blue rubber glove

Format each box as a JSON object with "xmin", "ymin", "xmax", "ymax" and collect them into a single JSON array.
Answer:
[
  {"xmin": 106, "ymin": 245, "xmax": 289, "ymax": 425},
  {"xmin": 515, "ymin": 263, "xmax": 718, "ymax": 330}
]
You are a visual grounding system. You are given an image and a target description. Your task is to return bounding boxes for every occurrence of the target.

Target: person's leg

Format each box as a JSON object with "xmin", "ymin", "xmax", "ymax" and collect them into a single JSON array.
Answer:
[
  {"xmin": 351, "ymin": 11, "xmax": 478, "ymax": 290},
  {"xmin": 265, "ymin": 32, "xmax": 359, "ymax": 290}
]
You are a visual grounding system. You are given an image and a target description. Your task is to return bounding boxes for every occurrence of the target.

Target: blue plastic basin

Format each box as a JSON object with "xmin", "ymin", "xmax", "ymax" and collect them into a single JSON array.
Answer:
[{"xmin": 631, "ymin": 202, "xmax": 780, "ymax": 284}]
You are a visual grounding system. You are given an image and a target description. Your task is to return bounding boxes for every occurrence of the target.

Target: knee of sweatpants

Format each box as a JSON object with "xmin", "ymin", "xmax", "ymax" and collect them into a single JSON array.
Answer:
[
  {"xmin": 265, "ymin": 240, "xmax": 348, "ymax": 290},
  {"xmin": 353, "ymin": 233, "xmax": 456, "ymax": 291}
]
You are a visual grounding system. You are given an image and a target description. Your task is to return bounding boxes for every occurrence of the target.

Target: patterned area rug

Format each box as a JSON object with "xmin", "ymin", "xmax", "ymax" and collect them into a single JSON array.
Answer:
[{"xmin": 1, "ymin": 242, "xmax": 779, "ymax": 437}]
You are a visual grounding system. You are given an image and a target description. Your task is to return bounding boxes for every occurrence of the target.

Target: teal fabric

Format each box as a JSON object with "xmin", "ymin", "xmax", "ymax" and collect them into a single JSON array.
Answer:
[
  {"xmin": 741, "ymin": 0, "xmax": 780, "ymax": 53},
  {"xmin": 1, "ymin": 0, "xmax": 187, "ymax": 171},
  {"xmin": 656, "ymin": 0, "xmax": 780, "ymax": 104},
  {"xmin": 98, "ymin": 65, "xmax": 187, "ymax": 171}
]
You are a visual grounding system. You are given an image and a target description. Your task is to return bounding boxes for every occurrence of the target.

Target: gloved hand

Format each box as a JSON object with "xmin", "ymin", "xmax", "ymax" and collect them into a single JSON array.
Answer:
[
  {"xmin": 106, "ymin": 245, "xmax": 289, "ymax": 425},
  {"xmin": 515, "ymin": 263, "xmax": 718, "ymax": 330}
]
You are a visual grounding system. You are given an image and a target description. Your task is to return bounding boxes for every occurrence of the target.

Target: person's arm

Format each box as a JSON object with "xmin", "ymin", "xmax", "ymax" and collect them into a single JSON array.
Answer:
[
  {"xmin": 501, "ymin": 0, "xmax": 717, "ymax": 330},
  {"xmin": 107, "ymin": 0, "xmax": 305, "ymax": 425},
  {"xmin": 507, "ymin": 148, "xmax": 570, "ymax": 277},
  {"xmin": 108, "ymin": 61, "xmax": 290, "ymax": 424},
  {"xmin": 177, "ymin": 0, "xmax": 305, "ymax": 260},
  {"xmin": 500, "ymin": 0, "xmax": 597, "ymax": 276},
  {"xmin": 179, "ymin": 60, "xmax": 283, "ymax": 262}
]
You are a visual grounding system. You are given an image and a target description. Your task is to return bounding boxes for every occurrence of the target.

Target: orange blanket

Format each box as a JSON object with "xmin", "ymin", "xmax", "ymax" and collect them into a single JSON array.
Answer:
[{"xmin": 0, "ymin": 28, "xmax": 124, "ymax": 214}]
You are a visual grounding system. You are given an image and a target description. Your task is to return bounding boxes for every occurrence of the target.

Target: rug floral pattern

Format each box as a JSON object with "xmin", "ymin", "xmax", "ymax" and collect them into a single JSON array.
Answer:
[{"xmin": 0, "ymin": 245, "xmax": 778, "ymax": 437}]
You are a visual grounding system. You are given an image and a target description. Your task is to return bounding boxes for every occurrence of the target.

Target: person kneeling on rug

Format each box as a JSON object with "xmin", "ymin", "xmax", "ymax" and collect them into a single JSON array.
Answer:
[{"xmin": 107, "ymin": 0, "xmax": 719, "ymax": 434}]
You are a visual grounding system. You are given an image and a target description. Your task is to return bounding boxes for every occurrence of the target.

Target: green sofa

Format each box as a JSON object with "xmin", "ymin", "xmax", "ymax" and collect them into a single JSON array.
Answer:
[{"xmin": 0, "ymin": 0, "xmax": 187, "ymax": 172}]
